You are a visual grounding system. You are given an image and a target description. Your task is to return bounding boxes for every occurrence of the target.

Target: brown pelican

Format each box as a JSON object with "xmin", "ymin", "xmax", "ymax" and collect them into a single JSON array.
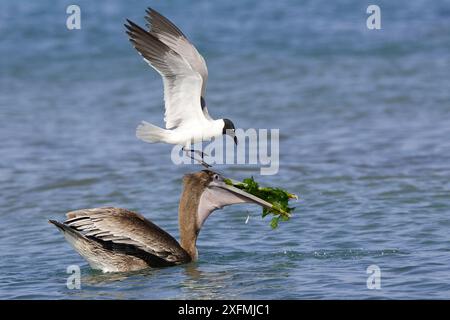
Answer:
[{"xmin": 49, "ymin": 170, "xmax": 272, "ymax": 272}]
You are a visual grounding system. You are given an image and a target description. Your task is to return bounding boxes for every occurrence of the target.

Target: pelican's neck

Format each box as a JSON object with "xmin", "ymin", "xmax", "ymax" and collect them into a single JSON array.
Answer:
[{"xmin": 178, "ymin": 180, "xmax": 203, "ymax": 261}]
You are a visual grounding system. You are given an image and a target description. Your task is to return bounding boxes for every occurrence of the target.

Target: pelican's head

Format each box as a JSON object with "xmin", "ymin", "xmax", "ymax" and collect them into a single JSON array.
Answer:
[
  {"xmin": 181, "ymin": 170, "xmax": 272, "ymax": 230},
  {"xmin": 179, "ymin": 170, "xmax": 273, "ymax": 260},
  {"xmin": 222, "ymin": 119, "xmax": 238, "ymax": 145}
]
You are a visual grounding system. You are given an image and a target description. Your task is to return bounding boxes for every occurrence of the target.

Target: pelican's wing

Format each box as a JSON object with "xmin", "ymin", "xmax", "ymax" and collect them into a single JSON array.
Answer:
[
  {"xmin": 64, "ymin": 207, "xmax": 190, "ymax": 264},
  {"xmin": 125, "ymin": 18, "xmax": 207, "ymax": 129}
]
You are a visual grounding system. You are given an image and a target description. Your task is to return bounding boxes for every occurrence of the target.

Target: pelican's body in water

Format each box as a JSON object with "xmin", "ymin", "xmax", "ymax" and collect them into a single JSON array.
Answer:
[{"xmin": 50, "ymin": 171, "xmax": 272, "ymax": 272}]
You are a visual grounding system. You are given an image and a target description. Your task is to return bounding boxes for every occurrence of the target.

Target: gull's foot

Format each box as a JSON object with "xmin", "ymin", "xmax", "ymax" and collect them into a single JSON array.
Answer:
[{"xmin": 182, "ymin": 147, "xmax": 212, "ymax": 168}]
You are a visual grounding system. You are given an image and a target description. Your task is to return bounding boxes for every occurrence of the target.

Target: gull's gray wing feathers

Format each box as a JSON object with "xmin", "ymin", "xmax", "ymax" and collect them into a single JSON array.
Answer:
[
  {"xmin": 145, "ymin": 8, "xmax": 208, "ymax": 98},
  {"xmin": 125, "ymin": 18, "xmax": 207, "ymax": 129}
]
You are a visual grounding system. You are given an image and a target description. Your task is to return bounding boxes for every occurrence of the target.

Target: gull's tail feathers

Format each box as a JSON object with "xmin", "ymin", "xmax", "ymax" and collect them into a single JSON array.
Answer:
[{"xmin": 136, "ymin": 121, "xmax": 172, "ymax": 144}]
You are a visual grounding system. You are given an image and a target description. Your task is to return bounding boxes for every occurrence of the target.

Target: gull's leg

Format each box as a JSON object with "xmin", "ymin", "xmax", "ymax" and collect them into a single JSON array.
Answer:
[{"xmin": 182, "ymin": 146, "xmax": 212, "ymax": 168}]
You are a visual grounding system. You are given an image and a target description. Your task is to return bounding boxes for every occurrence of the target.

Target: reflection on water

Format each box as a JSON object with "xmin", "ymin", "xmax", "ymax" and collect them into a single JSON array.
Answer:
[
  {"xmin": 81, "ymin": 268, "xmax": 159, "ymax": 286},
  {"xmin": 180, "ymin": 264, "xmax": 235, "ymax": 299}
]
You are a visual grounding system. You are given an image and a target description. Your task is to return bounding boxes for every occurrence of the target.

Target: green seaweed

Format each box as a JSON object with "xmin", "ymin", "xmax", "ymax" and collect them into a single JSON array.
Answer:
[{"xmin": 226, "ymin": 176, "xmax": 297, "ymax": 229}]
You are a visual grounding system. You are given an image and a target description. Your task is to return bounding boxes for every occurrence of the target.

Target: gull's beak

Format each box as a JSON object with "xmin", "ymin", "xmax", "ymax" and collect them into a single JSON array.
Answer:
[{"xmin": 225, "ymin": 129, "xmax": 238, "ymax": 145}]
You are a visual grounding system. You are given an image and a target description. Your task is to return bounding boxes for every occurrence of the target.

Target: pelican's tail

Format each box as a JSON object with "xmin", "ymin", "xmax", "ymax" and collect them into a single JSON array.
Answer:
[
  {"xmin": 49, "ymin": 219, "xmax": 141, "ymax": 272},
  {"xmin": 48, "ymin": 219, "xmax": 96, "ymax": 264},
  {"xmin": 49, "ymin": 219, "xmax": 83, "ymax": 241},
  {"xmin": 136, "ymin": 121, "xmax": 171, "ymax": 144}
]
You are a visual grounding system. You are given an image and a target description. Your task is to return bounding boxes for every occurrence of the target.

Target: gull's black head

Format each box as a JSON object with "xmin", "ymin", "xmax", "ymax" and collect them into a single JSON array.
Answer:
[{"xmin": 222, "ymin": 119, "xmax": 238, "ymax": 145}]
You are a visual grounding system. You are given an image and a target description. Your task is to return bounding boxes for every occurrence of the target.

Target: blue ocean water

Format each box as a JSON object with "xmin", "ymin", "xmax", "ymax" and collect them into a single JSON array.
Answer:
[{"xmin": 1, "ymin": 0, "xmax": 450, "ymax": 299}]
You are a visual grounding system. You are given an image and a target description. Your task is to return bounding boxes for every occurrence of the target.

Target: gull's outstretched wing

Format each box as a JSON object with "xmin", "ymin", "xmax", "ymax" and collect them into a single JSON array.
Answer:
[
  {"xmin": 145, "ymin": 8, "xmax": 212, "ymax": 120},
  {"xmin": 145, "ymin": 8, "xmax": 208, "ymax": 97},
  {"xmin": 125, "ymin": 13, "xmax": 210, "ymax": 129}
]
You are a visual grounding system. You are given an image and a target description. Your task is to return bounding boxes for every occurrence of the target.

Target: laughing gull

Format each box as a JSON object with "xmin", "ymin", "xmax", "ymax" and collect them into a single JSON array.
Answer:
[{"xmin": 125, "ymin": 8, "xmax": 238, "ymax": 165}]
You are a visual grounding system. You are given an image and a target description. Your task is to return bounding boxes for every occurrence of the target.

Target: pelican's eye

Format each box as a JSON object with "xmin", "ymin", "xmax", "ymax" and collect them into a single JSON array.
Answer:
[{"xmin": 213, "ymin": 174, "xmax": 220, "ymax": 181}]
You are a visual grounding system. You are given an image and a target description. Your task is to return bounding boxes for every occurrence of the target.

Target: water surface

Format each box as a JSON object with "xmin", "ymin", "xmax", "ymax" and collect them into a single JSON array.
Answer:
[{"xmin": 1, "ymin": 0, "xmax": 450, "ymax": 299}]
